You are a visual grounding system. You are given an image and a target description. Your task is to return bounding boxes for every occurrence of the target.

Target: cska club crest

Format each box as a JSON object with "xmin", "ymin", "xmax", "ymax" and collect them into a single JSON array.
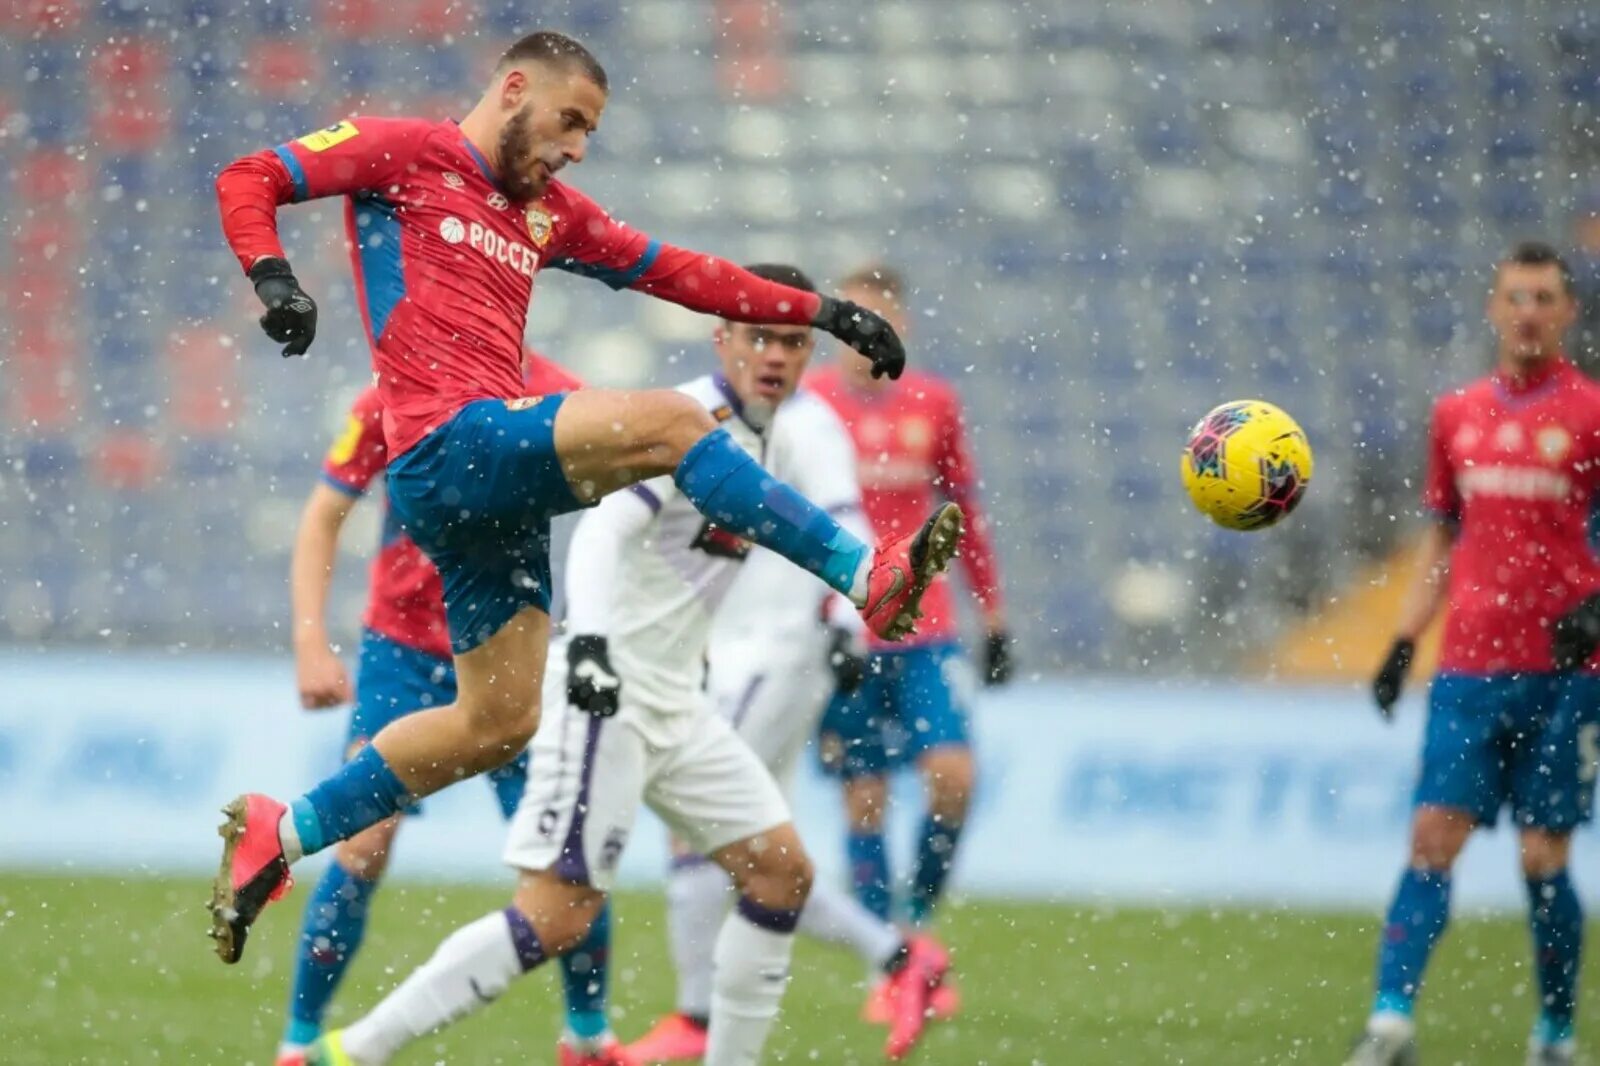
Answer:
[{"xmin": 525, "ymin": 205, "xmax": 554, "ymax": 247}]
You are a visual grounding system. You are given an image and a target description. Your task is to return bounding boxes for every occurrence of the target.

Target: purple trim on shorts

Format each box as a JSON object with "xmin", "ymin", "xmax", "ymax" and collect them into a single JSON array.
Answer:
[
  {"xmin": 553, "ymin": 715, "xmax": 605, "ymax": 884},
  {"xmin": 737, "ymin": 895, "xmax": 801, "ymax": 934},
  {"xmin": 630, "ymin": 484, "xmax": 663, "ymax": 513},
  {"xmin": 671, "ymin": 852, "xmax": 712, "ymax": 871},
  {"xmin": 502, "ymin": 907, "xmax": 547, "ymax": 972},
  {"xmin": 729, "ymin": 674, "xmax": 767, "ymax": 731}
]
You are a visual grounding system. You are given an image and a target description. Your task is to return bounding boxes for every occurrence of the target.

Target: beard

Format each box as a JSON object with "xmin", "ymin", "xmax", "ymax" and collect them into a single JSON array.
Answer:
[{"xmin": 496, "ymin": 105, "xmax": 545, "ymax": 199}]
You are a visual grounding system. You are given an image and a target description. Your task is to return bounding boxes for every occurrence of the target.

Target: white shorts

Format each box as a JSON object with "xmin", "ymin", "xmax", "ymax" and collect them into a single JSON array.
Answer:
[
  {"xmin": 503, "ymin": 660, "xmax": 792, "ymax": 891},
  {"xmin": 709, "ymin": 629, "xmax": 835, "ymax": 794}
]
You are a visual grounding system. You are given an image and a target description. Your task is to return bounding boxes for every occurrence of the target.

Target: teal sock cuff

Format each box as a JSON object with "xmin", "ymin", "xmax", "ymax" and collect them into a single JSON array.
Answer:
[{"xmin": 290, "ymin": 797, "xmax": 325, "ymax": 855}]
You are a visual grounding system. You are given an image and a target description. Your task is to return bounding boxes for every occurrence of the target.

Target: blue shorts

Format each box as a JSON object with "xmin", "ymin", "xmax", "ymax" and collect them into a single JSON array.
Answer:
[
  {"xmin": 817, "ymin": 642, "xmax": 975, "ymax": 779},
  {"xmin": 349, "ymin": 628, "xmax": 527, "ymax": 817},
  {"xmin": 1416, "ymin": 672, "xmax": 1600, "ymax": 831},
  {"xmin": 387, "ymin": 396, "xmax": 588, "ymax": 654}
]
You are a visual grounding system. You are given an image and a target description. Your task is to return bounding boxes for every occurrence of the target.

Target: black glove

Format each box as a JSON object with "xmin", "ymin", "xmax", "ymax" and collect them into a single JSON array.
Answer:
[
  {"xmin": 827, "ymin": 626, "xmax": 868, "ymax": 693},
  {"xmin": 1552, "ymin": 593, "xmax": 1600, "ymax": 672},
  {"xmin": 1372, "ymin": 638, "xmax": 1415, "ymax": 720},
  {"xmin": 249, "ymin": 257, "xmax": 318, "ymax": 358},
  {"xmin": 984, "ymin": 631, "xmax": 1014, "ymax": 686},
  {"xmin": 567, "ymin": 635, "xmax": 621, "ymax": 717},
  {"xmin": 812, "ymin": 296, "xmax": 905, "ymax": 380}
]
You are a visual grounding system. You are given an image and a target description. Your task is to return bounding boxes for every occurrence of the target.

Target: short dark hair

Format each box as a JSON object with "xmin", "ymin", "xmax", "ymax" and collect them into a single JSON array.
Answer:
[
  {"xmin": 1500, "ymin": 239, "xmax": 1575, "ymax": 296},
  {"xmin": 840, "ymin": 262, "xmax": 905, "ymax": 303},
  {"xmin": 498, "ymin": 31, "xmax": 607, "ymax": 92},
  {"xmin": 744, "ymin": 262, "xmax": 816, "ymax": 293}
]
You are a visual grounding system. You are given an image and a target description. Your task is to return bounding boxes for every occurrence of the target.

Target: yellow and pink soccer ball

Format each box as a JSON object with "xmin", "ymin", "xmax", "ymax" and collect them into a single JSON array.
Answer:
[{"xmin": 1180, "ymin": 400, "xmax": 1313, "ymax": 531}]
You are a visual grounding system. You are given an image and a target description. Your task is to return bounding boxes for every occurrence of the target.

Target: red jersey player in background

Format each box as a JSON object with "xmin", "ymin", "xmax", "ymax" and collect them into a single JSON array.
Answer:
[
  {"xmin": 1348, "ymin": 242, "xmax": 1600, "ymax": 1066},
  {"xmin": 210, "ymin": 35, "xmax": 967, "ymax": 1034},
  {"xmin": 810, "ymin": 264, "xmax": 1012, "ymax": 1020},
  {"xmin": 277, "ymin": 354, "xmax": 630, "ymax": 1066}
]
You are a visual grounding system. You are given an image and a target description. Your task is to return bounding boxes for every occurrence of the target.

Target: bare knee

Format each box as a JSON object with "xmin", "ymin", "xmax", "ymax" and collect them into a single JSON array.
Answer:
[
  {"xmin": 1520, "ymin": 829, "xmax": 1573, "ymax": 880},
  {"xmin": 920, "ymin": 747, "xmax": 975, "ymax": 825},
  {"xmin": 462, "ymin": 687, "xmax": 541, "ymax": 768},
  {"xmin": 1409, "ymin": 806, "xmax": 1474, "ymax": 870},
  {"xmin": 512, "ymin": 869, "xmax": 606, "ymax": 956},
  {"xmin": 716, "ymin": 828, "xmax": 814, "ymax": 912},
  {"xmin": 649, "ymin": 390, "xmax": 718, "ymax": 468},
  {"xmin": 845, "ymin": 776, "xmax": 888, "ymax": 833},
  {"xmin": 335, "ymin": 816, "xmax": 401, "ymax": 880}
]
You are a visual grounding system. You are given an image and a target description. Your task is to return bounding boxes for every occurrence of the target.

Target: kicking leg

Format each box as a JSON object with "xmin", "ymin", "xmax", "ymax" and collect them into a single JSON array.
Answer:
[{"xmin": 551, "ymin": 389, "xmax": 963, "ymax": 639}]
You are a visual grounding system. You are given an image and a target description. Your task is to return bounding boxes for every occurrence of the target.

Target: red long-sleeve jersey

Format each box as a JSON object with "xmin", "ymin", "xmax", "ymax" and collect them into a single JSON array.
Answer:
[
  {"xmin": 808, "ymin": 365, "xmax": 1004, "ymax": 649},
  {"xmin": 216, "ymin": 115, "xmax": 821, "ymax": 457},
  {"xmin": 1422, "ymin": 356, "xmax": 1600, "ymax": 674}
]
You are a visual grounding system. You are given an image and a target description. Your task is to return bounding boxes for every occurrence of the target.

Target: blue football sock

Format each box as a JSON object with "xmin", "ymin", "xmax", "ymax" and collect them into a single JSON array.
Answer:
[
  {"xmin": 1373, "ymin": 867, "xmax": 1452, "ymax": 1016},
  {"xmin": 675, "ymin": 428, "xmax": 868, "ymax": 596},
  {"xmin": 291, "ymin": 744, "xmax": 412, "ymax": 857},
  {"xmin": 847, "ymin": 829, "xmax": 893, "ymax": 922},
  {"xmin": 488, "ymin": 750, "xmax": 530, "ymax": 820},
  {"xmin": 1528, "ymin": 869, "xmax": 1583, "ymax": 1040},
  {"xmin": 909, "ymin": 815, "xmax": 964, "ymax": 926},
  {"xmin": 284, "ymin": 859, "xmax": 380, "ymax": 1045},
  {"xmin": 561, "ymin": 901, "xmax": 613, "ymax": 1044}
]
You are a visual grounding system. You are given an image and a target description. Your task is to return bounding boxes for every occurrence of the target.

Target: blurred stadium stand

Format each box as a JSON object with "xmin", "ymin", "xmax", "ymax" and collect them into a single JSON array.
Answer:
[{"xmin": 2, "ymin": 0, "xmax": 1598, "ymax": 672}]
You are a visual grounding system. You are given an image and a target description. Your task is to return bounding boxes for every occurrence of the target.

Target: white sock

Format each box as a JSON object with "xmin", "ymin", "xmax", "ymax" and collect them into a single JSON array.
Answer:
[
  {"xmin": 278, "ymin": 810, "xmax": 304, "ymax": 864},
  {"xmin": 666, "ymin": 858, "xmax": 734, "ymax": 1017},
  {"xmin": 706, "ymin": 905, "xmax": 797, "ymax": 1066},
  {"xmin": 342, "ymin": 908, "xmax": 542, "ymax": 1065},
  {"xmin": 797, "ymin": 882, "xmax": 903, "ymax": 971},
  {"xmin": 848, "ymin": 552, "xmax": 871, "ymax": 607}
]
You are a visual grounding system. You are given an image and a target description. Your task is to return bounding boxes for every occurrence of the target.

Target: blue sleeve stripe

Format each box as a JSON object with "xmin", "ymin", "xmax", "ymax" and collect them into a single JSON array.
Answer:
[
  {"xmin": 550, "ymin": 237, "xmax": 662, "ymax": 291},
  {"xmin": 321, "ymin": 472, "xmax": 365, "ymax": 498},
  {"xmin": 617, "ymin": 238, "xmax": 661, "ymax": 287},
  {"xmin": 272, "ymin": 144, "xmax": 309, "ymax": 201}
]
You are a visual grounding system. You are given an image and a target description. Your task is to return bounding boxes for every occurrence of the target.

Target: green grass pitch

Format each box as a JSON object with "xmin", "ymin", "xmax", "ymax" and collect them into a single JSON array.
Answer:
[{"xmin": 0, "ymin": 872, "xmax": 1593, "ymax": 1064}]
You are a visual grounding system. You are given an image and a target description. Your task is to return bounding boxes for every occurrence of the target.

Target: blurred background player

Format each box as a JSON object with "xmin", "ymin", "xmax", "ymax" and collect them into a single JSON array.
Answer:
[
  {"xmin": 307, "ymin": 263, "xmax": 935, "ymax": 1066},
  {"xmin": 622, "ymin": 273, "xmax": 952, "ymax": 1064},
  {"xmin": 1351, "ymin": 242, "xmax": 1600, "ymax": 1066},
  {"xmin": 278, "ymin": 353, "xmax": 631, "ymax": 1066},
  {"xmin": 810, "ymin": 264, "xmax": 1011, "ymax": 1012},
  {"xmin": 210, "ymin": 31, "xmax": 961, "ymax": 966}
]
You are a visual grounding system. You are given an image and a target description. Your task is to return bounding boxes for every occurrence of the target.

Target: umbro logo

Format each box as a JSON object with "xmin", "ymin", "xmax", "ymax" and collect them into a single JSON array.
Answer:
[{"xmin": 443, "ymin": 171, "xmax": 465, "ymax": 189}]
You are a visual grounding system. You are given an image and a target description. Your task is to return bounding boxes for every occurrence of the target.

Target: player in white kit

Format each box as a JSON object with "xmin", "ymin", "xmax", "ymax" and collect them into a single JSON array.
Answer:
[
  {"xmin": 626, "ymin": 405, "xmax": 954, "ymax": 1064},
  {"xmin": 307, "ymin": 264, "xmax": 952, "ymax": 1066}
]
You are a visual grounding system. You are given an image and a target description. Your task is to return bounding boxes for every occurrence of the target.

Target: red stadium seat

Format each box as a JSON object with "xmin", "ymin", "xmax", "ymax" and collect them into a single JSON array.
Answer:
[
  {"xmin": 89, "ymin": 40, "xmax": 170, "ymax": 151},
  {"xmin": 4, "ymin": 0, "xmax": 84, "ymax": 36},
  {"xmin": 93, "ymin": 431, "xmax": 165, "ymax": 492},
  {"xmin": 247, "ymin": 39, "xmax": 321, "ymax": 97},
  {"xmin": 167, "ymin": 327, "xmax": 240, "ymax": 436}
]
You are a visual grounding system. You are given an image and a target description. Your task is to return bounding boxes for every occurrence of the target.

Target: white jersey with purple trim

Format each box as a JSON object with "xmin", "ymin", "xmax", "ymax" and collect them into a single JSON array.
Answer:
[{"xmin": 565, "ymin": 375, "xmax": 857, "ymax": 748}]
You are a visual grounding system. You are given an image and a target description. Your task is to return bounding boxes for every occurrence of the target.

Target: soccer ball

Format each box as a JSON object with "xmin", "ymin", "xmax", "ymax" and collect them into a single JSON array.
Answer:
[{"xmin": 1180, "ymin": 400, "xmax": 1313, "ymax": 531}]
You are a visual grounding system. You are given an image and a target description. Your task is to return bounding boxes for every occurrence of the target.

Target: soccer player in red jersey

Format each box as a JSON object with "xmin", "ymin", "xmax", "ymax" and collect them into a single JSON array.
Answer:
[
  {"xmin": 1349, "ymin": 242, "xmax": 1600, "ymax": 1066},
  {"xmin": 808, "ymin": 264, "xmax": 1011, "ymax": 1019},
  {"xmin": 275, "ymin": 355, "xmax": 628, "ymax": 1066},
  {"xmin": 209, "ymin": 31, "xmax": 966, "ymax": 974}
]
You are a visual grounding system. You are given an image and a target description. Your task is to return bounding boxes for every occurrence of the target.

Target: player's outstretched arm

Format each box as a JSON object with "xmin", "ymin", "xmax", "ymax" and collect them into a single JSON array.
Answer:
[
  {"xmin": 1372, "ymin": 521, "xmax": 1454, "ymax": 718},
  {"xmin": 545, "ymin": 186, "xmax": 905, "ymax": 378}
]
